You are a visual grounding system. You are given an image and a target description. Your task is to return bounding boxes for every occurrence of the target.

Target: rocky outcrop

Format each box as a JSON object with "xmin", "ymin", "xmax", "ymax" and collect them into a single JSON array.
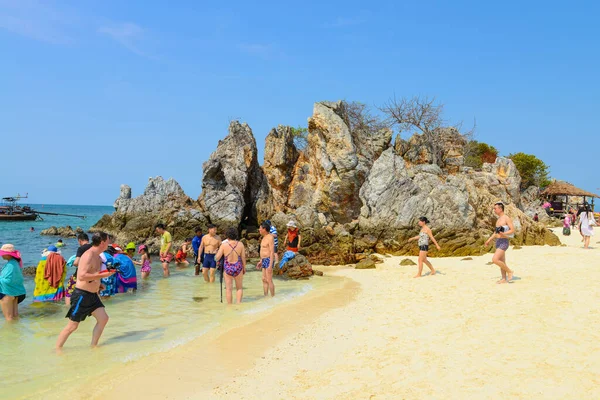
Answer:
[
  {"xmin": 398, "ymin": 128, "xmax": 467, "ymax": 173},
  {"xmin": 282, "ymin": 101, "xmax": 391, "ymax": 225},
  {"xmin": 92, "ymin": 176, "xmax": 205, "ymax": 248},
  {"xmin": 40, "ymin": 226, "xmax": 84, "ymax": 237},
  {"xmin": 521, "ymin": 186, "xmax": 551, "ymax": 223},
  {"xmin": 94, "ymin": 100, "xmax": 559, "ymax": 266},
  {"xmin": 199, "ymin": 121, "xmax": 264, "ymax": 229}
]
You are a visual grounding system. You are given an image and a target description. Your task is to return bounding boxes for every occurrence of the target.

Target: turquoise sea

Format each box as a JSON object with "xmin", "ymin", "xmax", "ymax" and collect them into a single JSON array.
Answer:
[
  {"xmin": 0, "ymin": 204, "xmax": 113, "ymax": 267},
  {"xmin": 0, "ymin": 204, "xmax": 326, "ymax": 400}
]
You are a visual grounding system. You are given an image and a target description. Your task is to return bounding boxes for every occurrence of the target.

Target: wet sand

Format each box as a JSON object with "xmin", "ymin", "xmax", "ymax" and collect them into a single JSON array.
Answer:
[{"xmin": 66, "ymin": 228, "xmax": 600, "ymax": 399}]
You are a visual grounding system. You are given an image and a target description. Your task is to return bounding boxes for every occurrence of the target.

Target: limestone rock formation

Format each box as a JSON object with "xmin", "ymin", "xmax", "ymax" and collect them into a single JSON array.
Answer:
[
  {"xmin": 92, "ymin": 176, "xmax": 204, "ymax": 246},
  {"xmin": 285, "ymin": 101, "xmax": 391, "ymax": 225},
  {"xmin": 256, "ymin": 125, "xmax": 299, "ymax": 217},
  {"xmin": 94, "ymin": 99, "xmax": 559, "ymax": 266},
  {"xmin": 521, "ymin": 186, "xmax": 551, "ymax": 222},
  {"xmin": 199, "ymin": 121, "xmax": 264, "ymax": 229}
]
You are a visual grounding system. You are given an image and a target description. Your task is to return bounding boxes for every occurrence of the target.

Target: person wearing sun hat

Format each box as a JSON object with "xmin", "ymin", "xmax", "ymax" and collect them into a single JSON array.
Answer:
[
  {"xmin": 34, "ymin": 243, "xmax": 67, "ymax": 302},
  {"xmin": 0, "ymin": 244, "xmax": 27, "ymax": 321},
  {"xmin": 284, "ymin": 220, "xmax": 302, "ymax": 253},
  {"xmin": 125, "ymin": 242, "xmax": 136, "ymax": 259}
]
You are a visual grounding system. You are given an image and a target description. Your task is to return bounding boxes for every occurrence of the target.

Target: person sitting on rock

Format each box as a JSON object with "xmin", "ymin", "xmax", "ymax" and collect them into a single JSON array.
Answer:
[{"xmin": 284, "ymin": 221, "xmax": 301, "ymax": 253}]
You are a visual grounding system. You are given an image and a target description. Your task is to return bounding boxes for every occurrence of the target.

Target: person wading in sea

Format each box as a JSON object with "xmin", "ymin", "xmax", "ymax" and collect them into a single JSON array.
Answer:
[
  {"xmin": 215, "ymin": 227, "xmax": 247, "ymax": 304},
  {"xmin": 198, "ymin": 224, "xmax": 222, "ymax": 283},
  {"xmin": 155, "ymin": 224, "xmax": 174, "ymax": 278},
  {"xmin": 56, "ymin": 232, "xmax": 116, "ymax": 349},
  {"xmin": 65, "ymin": 233, "xmax": 92, "ymax": 306},
  {"xmin": 257, "ymin": 221, "xmax": 275, "ymax": 297},
  {"xmin": 192, "ymin": 227, "xmax": 204, "ymax": 276},
  {"xmin": 485, "ymin": 202, "xmax": 515, "ymax": 284}
]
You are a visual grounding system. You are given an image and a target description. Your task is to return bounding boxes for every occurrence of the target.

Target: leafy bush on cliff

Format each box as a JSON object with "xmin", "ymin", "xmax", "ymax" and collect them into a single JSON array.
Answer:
[
  {"xmin": 508, "ymin": 152, "xmax": 551, "ymax": 190},
  {"xmin": 465, "ymin": 141, "xmax": 498, "ymax": 169}
]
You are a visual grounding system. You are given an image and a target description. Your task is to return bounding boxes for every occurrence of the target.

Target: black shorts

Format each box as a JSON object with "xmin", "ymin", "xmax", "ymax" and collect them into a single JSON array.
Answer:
[
  {"xmin": 66, "ymin": 288, "xmax": 105, "ymax": 322},
  {"xmin": 0, "ymin": 293, "xmax": 26, "ymax": 303},
  {"xmin": 419, "ymin": 245, "xmax": 429, "ymax": 252}
]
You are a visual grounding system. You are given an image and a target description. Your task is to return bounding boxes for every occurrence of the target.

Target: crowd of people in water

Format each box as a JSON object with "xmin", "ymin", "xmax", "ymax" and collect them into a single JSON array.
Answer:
[{"xmin": 0, "ymin": 202, "xmax": 597, "ymax": 349}]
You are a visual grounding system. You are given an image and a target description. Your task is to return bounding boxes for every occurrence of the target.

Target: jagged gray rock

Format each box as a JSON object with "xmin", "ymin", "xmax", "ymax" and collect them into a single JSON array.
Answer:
[{"xmin": 199, "ymin": 121, "xmax": 264, "ymax": 228}]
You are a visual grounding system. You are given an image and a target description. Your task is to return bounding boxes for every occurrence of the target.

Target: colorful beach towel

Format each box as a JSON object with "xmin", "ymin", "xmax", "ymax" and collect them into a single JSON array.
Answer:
[
  {"xmin": 99, "ymin": 252, "xmax": 118, "ymax": 297},
  {"xmin": 33, "ymin": 255, "xmax": 66, "ymax": 302},
  {"xmin": 114, "ymin": 254, "xmax": 137, "ymax": 293}
]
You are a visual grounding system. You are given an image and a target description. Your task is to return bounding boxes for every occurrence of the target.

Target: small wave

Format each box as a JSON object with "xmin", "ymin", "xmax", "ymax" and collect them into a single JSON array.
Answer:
[
  {"xmin": 242, "ymin": 283, "xmax": 313, "ymax": 315},
  {"xmin": 120, "ymin": 322, "xmax": 219, "ymax": 363}
]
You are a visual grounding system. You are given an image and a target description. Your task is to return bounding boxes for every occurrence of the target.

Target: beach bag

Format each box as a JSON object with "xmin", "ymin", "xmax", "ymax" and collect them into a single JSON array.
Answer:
[{"xmin": 563, "ymin": 227, "xmax": 571, "ymax": 236}]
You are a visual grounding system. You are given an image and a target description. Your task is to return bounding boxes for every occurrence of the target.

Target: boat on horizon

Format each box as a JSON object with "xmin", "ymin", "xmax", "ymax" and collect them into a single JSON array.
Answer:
[{"xmin": 0, "ymin": 194, "xmax": 86, "ymax": 222}]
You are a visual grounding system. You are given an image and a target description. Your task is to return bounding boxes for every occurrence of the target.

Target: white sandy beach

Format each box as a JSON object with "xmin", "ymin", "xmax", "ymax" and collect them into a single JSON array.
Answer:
[{"xmin": 64, "ymin": 228, "xmax": 599, "ymax": 400}]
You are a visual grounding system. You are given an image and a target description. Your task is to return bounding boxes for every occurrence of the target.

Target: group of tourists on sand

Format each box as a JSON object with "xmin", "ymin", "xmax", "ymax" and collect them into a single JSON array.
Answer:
[
  {"xmin": 1, "ymin": 201, "xmax": 596, "ymax": 352},
  {"xmin": 562, "ymin": 203, "xmax": 597, "ymax": 249}
]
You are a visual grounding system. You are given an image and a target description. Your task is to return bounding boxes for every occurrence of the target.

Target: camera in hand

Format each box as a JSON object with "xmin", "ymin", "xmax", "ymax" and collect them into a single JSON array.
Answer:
[{"xmin": 495, "ymin": 226, "xmax": 506, "ymax": 234}]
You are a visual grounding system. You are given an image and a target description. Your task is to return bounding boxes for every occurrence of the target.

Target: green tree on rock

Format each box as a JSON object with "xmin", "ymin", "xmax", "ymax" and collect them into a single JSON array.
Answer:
[{"xmin": 508, "ymin": 152, "xmax": 551, "ymax": 190}]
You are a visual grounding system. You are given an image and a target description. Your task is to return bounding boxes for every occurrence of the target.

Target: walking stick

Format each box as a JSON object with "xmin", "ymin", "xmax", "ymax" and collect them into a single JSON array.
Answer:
[{"xmin": 219, "ymin": 258, "xmax": 224, "ymax": 303}]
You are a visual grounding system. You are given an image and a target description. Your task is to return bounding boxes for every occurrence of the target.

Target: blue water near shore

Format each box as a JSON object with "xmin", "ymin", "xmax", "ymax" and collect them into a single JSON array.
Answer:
[
  {"xmin": 0, "ymin": 204, "xmax": 113, "ymax": 267},
  {"xmin": 0, "ymin": 204, "xmax": 325, "ymax": 399}
]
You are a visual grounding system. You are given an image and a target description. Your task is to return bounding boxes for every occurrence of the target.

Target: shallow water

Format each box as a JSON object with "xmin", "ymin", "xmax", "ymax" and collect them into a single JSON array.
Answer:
[{"xmin": 1, "ymin": 263, "xmax": 325, "ymax": 399}]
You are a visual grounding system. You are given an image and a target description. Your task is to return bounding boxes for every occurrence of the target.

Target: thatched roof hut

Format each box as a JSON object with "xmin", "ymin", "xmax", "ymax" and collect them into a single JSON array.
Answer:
[
  {"xmin": 541, "ymin": 181, "xmax": 598, "ymax": 216},
  {"xmin": 541, "ymin": 181, "xmax": 598, "ymax": 198}
]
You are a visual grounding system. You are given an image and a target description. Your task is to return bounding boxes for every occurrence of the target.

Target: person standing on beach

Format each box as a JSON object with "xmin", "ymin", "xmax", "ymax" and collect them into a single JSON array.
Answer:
[
  {"xmin": 56, "ymin": 232, "xmax": 116, "ymax": 349},
  {"xmin": 408, "ymin": 217, "xmax": 441, "ymax": 278},
  {"xmin": 155, "ymin": 224, "xmax": 174, "ymax": 278},
  {"xmin": 198, "ymin": 224, "xmax": 221, "ymax": 283},
  {"xmin": 578, "ymin": 204, "xmax": 597, "ymax": 249},
  {"xmin": 258, "ymin": 221, "xmax": 275, "ymax": 297},
  {"xmin": 66, "ymin": 233, "xmax": 92, "ymax": 306},
  {"xmin": 192, "ymin": 227, "xmax": 204, "ymax": 276},
  {"xmin": 485, "ymin": 202, "xmax": 515, "ymax": 284}
]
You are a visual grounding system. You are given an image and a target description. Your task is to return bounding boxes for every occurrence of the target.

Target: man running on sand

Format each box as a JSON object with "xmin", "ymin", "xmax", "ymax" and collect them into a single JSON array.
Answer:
[
  {"xmin": 56, "ymin": 232, "xmax": 116, "ymax": 349},
  {"xmin": 198, "ymin": 224, "xmax": 221, "ymax": 283},
  {"xmin": 257, "ymin": 221, "xmax": 275, "ymax": 297},
  {"xmin": 485, "ymin": 202, "xmax": 515, "ymax": 284}
]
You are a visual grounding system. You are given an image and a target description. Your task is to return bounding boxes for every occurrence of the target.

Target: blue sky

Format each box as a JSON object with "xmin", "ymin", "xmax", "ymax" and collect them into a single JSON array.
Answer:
[{"xmin": 1, "ymin": 0, "xmax": 598, "ymax": 205}]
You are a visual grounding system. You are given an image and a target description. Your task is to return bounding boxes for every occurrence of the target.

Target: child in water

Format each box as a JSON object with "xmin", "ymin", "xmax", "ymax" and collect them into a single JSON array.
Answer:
[
  {"xmin": 134, "ymin": 245, "xmax": 152, "ymax": 279},
  {"xmin": 175, "ymin": 238, "xmax": 192, "ymax": 267},
  {"xmin": 408, "ymin": 217, "xmax": 441, "ymax": 278}
]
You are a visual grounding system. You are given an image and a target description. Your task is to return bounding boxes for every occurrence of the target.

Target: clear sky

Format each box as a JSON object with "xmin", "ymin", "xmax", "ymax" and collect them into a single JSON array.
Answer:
[{"xmin": 1, "ymin": 0, "xmax": 598, "ymax": 205}]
